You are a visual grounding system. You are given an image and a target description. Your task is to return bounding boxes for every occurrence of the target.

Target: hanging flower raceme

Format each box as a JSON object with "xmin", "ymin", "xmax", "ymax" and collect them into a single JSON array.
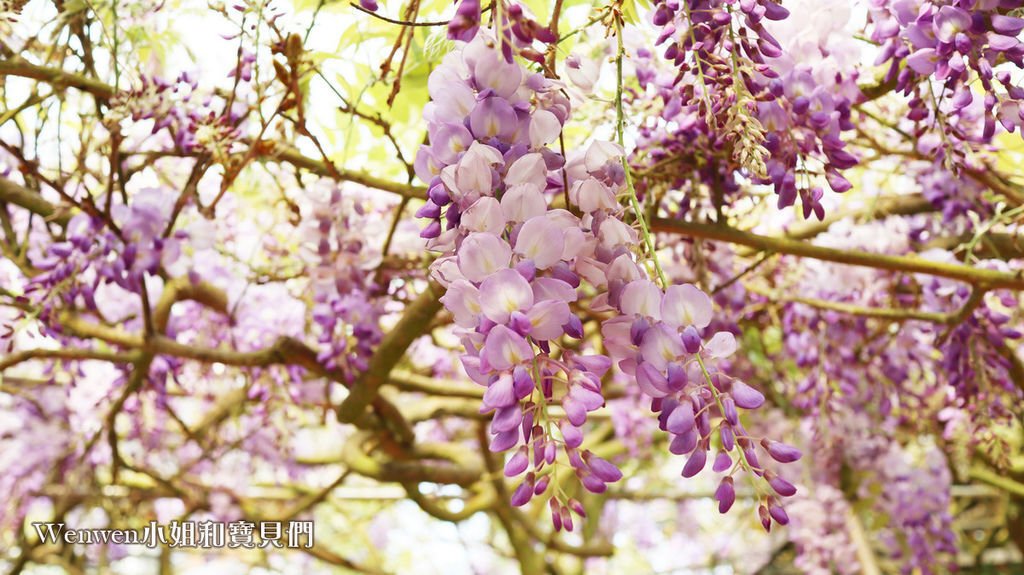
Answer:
[
  {"xmin": 302, "ymin": 186, "xmax": 386, "ymax": 382},
  {"xmin": 448, "ymin": 0, "xmax": 557, "ymax": 63},
  {"xmin": 600, "ymin": 267, "xmax": 802, "ymax": 530},
  {"xmin": 107, "ymin": 71, "xmax": 243, "ymax": 160},
  {"xmin": 26, "ymin": 189, "xmax": 186, "ymax": 334},
  {"xmin": 564, "ymin": 139, "xmax": 803, "ymax": 530},
  {"xmin": 417, "ymin": 29, "xmax": 800, "ymax": 530},
  {"xmin": 416, "ymin": 32, "xmax": 621, "ymax": 531},
  {"xmin": 868, "ymin": 0, "xmax": 1024, "ymax": 155},
  {"xmin": 638, "ymin": 0, "xmax": 858, "ymax": 219}
]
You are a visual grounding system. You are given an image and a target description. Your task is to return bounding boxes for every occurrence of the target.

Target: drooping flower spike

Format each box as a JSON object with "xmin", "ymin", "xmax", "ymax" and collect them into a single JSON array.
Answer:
[
  {"xmin": 868, "ymin": 0, "xmax": 1024, "ymax": 160},
  {"xmin": 418, "ymin": 29, "xmax": 800, "ymax": 532},
  {"xmin": 638, "ymin": 0, "xmax": 858, "ymax": 219}
]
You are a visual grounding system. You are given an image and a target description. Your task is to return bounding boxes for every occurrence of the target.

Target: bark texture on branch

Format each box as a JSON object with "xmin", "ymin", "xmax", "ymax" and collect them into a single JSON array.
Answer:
[
  {"xmin": 337, "ymin": 282, "xmax": 444, "ymax": 425},
  {"xmin": 653, "ymin": 219, "xmax": 1024, "ymax": 290}
]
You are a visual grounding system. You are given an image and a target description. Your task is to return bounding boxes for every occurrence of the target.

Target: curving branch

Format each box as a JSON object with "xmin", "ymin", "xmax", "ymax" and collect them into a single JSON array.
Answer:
[
  {"xmin": 0, "ymin": 176, "xmax": 71, "ymax": 226},
  {"xmin": 779, "ymin": 194, "xmax": 935, "ymax": 241},
  {"xmin": 0, "ymin": 58, "xmax": 116, "ymax": 99},
  {"xmin": 747, "ymin": 284, "xmax": 982, "ymax": 325},
  {"xmin": 0, "ymin": 348, "xmax": 139, "ymax": 371},
  {"xmin": 263, "ymin": 144, "xmax": 425, "ymax": 199},
  {"xmin": 340, "ymin": 431, "xmax": 484, "ymax": 487},
  {"xmin": 58, "ymin": 276, "xmax": 420, "ymax": 444},
  {"xmin": 389, "ymin": 369, "xmax": 484, "ymax": 398},
  {"xmin": 969, "ymin": 466, "xmax": 1024, "ymax": 498},
  {"xmin": 0, "ymin": 61, "xmax": 425, "ymax": 201},
  {"xmin": 302, "ymin": 546, "xmax": 392, "ymax": 575},
  {"xmin": 402, "ymin": 482, "xmax": 496, "ymax": 522},
  {"xmin": 337, "ymin": 282, "xmax": 444, "ymax": 425},
  {"xmin": 925, "ymin": 232, "xmax": 1024, "ymax": 261},
  {"xmin": 153, "ymin": 277, "xmax": 230, "ymax": 330},
  {"xmin": 652, "ymin": 219, "xmax": 1024, "ymax": 290},
  {"xmin": 772, "ymin": 294, "xmax": 952, "ymax": 323}
]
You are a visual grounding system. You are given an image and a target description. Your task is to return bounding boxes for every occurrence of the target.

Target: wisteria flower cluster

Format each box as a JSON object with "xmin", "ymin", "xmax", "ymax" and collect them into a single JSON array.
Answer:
[
  {"xmin": 635, "ymin": 0, "xmax": 858, "ymax": 219},
  {"xmin": 416, "ymin": 30, "xmax": 801, "ymax": 531},
  {"xmin": 818, "ymin": 413, "xmax": 957, "ymax": 573},
  {"xmin": 303, "ymin": 186, "xmax": 385, "ymax": 381},
  {"xmin": 868, "ymin": 0, "xmax": 1024, "ymax": 154},
  {"xmin": 25, "ymin": 190, "xmax": 185, "ymax": 337},
  {"xmin": 8, "ymin": 0, "xmax": 1024, "ymax": 570},
  {"xmin": 602, "ymin": 281, "xmax": 802, "ymax": 529},
  {"xmin": 108, "ymin": 72, "xmax": 244, "ymax": 160},
  {"xmin": 786, "ymin": 485, "xmax": 861, "ymax": 575},
  {"xmin": 447, "ymin": 0, "xmax": 557, "ymax": 64},
  {"xmin": 415, "ymin": 33, "xmax": 622, "ymax": 529}
]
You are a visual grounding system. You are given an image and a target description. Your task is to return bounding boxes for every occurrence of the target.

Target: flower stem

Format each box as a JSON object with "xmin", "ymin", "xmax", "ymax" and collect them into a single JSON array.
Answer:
[{"xmin": 614, "ymin": 17, "xmax": 668, "ymax": 288}]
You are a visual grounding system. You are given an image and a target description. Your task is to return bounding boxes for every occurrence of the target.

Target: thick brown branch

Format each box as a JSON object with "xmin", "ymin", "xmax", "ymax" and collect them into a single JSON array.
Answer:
[
  {"xmin": 0, "ymin": 58, "xmax": 116, "ymax": 99},
  {"xmin": 652, "ymin": 219, "xmax": 1024, "ymax": 290},
  {"xmin": 153, "ymin": 277, "xmax": 230, "ymax": 332},
  {"xmin": 859, "ymin": 74, "xmax": 899, "ymax": 104},
  {"xmin": 303, "ymin": 545, "xmax": 392, "ymax": 575},
  {"xmin": 997, "ymin": 342, "xmax": 1024, "ymax": 392},
  {"xmin": 264, "ymin": 144, "xmax": 425, "ymax": 199},
  {"xmin": 62, "ymin": 279, "xmax": 415, "ymax": 441},
  {"xmin": 0, "ymin": 176, "xmax": 71, "ymax": 226},
  {"xmin": 779, "ymin": 294, "xmax": 951, "ymax": 323},
  {"xmin": 341, "ymin": 432, "xmax": 483, "ymax": 486},
  {"xmin": 390, "ymin": 369, "xmax": 484, "ymax": 398},
  {"xmin": 969, "ymin": 466, "xmax": 1024, "ymax": 498},
  {"xmin": 402, "ymin": 481, "xmax": 495, "ymax": 522},
  {"xmin": 780, "ymin": 194, "xmax": 935, "ymax": 241},
  {"xmin": 925, "ymin": 232, "xmax": 1024, "ymax": 261},
  {"xmin": 968, "ymin": 167, "xmax": 1024, "ymax": 206},
  {"xmin": 337, "ymin": 282, "xmax": 444, "ymax": 424},
  {"xmin": 144, "ymin": 335, "xmax": 302, "ymax": 366},
  {"xmin": 0, "ymin": 348, "xmax": 139, "ymax": 371},
  {"xmin": 747, "ymin": 284, "xmax": 977, "ymax": 325}
]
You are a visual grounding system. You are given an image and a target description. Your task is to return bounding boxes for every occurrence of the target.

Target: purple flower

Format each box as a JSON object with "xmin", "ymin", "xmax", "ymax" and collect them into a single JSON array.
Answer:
[
  {"xmin": 906, "ymin": 48, "xmax": 939, "ymax": 74},
  {"xmin": 933, "ymin": 6, "xmax": 972, "ymax": 43},
  {"xmin": 514, "ymin": 216, "xmax": 565, "ymax": 270},
  {"xmin": 681, "ymin": 446, "xmax": 707, "ymax": 478},
  {"xmin": 510, "ymin": 475, "xmax": 535, "ymax": 506},
  {"xmin": 482, "ymin": 325, "xmax": 533, "ymax": 371},
  {"xmin": 589, "ymin": 456, "xmax": 623, "ymax": 482},
  {"xmin": 660, "ymin": 283, "xmax": 713, "ymax": 329},
  {"xmin": 458, "ymin": 233, "xmax": 512, "ymax": 282},
  {"xmin": 761, "ymin": 439, "xmax": 802, "ymax": 463},
  {"xmin": 713, "ymin": 450, "xmax": 733, "ymax": 473},
  {"xmin": 768, "ymin": 473, "xmax": 798, "ymax": 497},
  {"xmin": 447, "ymin": 0, "xmax": 480, "ymax": 41},
  {"xmin": 768, "ymin": 499, "xmax": 790, "ymax": 525},
  {"xmin": 730, "ymin": 380, "xmax": 766, "ymax": 409},
  {"xmin": 665, "ymin": 400, "xmax": 695, "ymax": 434},
  {"xmin": 479, "ymin": 268, "xmax": 534, "ymax": 324},
  {"xmin": 715, "ymin": 477, "xmax": 736, "ymax": 513}
]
